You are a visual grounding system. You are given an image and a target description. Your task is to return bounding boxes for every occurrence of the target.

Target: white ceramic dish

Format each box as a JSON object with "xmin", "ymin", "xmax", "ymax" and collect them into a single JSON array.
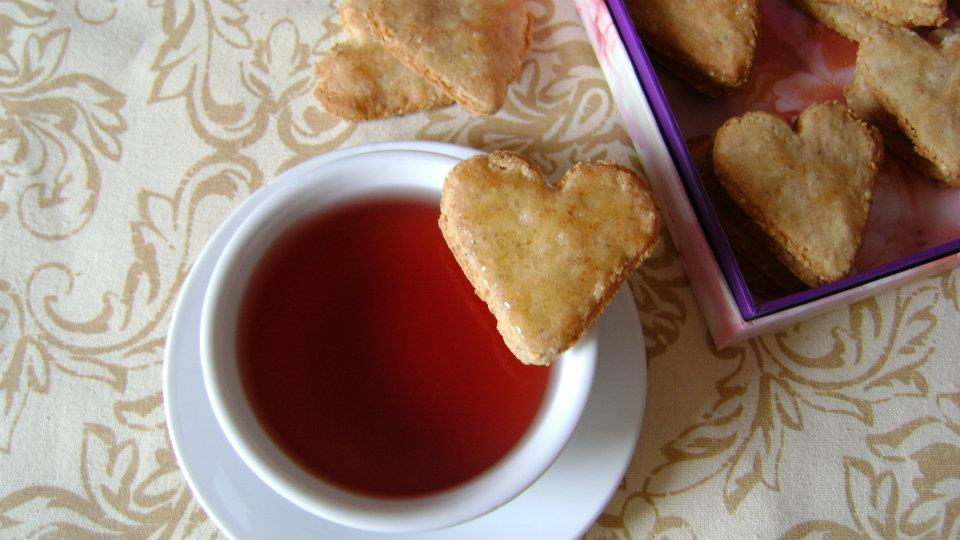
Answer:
[
  {"xmin": 163, "ymin": 141, "xmax": 648, "ymax": 540},
  {"xmin": 198, "ymin": 145, "xmax": 596, "ymax": 532}
]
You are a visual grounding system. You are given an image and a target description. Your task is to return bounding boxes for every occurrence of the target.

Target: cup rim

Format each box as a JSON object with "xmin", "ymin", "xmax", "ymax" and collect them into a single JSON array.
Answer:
[{"xmin": 199, "ymin": 148, "xmax": 597, "ymax": 533}]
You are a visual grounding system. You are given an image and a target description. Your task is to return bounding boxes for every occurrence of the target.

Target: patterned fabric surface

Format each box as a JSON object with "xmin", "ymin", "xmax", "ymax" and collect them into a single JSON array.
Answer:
[{"xmin": 0, "ymin": 1, "xmax": 957, "ymax": 539}]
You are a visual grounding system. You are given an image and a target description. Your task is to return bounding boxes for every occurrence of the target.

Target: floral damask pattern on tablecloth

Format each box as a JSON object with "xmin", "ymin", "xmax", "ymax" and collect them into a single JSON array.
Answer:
[{"xmin": 0, "ymin": 1, "xmax": 958, "ymax": 538}]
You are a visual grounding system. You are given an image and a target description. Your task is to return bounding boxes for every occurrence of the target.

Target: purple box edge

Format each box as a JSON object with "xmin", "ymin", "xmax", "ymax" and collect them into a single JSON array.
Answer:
[{"xmin": 605, "ymin": 0, "xmax": 960, "ymax": 320}]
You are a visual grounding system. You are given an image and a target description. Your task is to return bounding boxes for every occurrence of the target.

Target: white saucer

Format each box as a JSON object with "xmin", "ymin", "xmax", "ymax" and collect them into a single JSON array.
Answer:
[{"xmin": 163, "ymin": 141, "xmax": 648, "ymax": 540}]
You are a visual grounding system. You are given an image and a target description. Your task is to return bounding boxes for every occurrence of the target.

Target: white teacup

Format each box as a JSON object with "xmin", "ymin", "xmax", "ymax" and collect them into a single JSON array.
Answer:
[{"xmin": 199, "ymin": 148, "xmax": 597, "ymax": 533}]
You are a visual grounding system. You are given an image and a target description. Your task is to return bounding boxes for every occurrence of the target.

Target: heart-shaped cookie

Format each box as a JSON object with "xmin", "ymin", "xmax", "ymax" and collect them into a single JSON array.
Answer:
[
  {"xmin": 627, "ymin": 0, "xmax": 759, "ymax": 94},
  {"xmin": 845, "ymin": 58, "xmax": 945, "ymax": 182},
  {"xmin": 825, "ymin": 0, "xmax": 946, "ymax": 27},
  {"xmin": 790, "ymin": 0, "xmax": 886, "ymax": 43},
  {"xmin": 713, "ymin": 102, "xmax": 882, "ymax": 287},
  {"xmin": 314, "ymin": 1, "xmax": 453, "ymax": 120},
  {"xmin": 847, "ymin": 26, "xmax": 960, "ymax": 187},
  {"xmin": 314, "ymin": 41, "xmax": 453, "ymax": 121},
  {"xmin": 439, "ymin": 152, "xmax": 660, "ymax": 365},
  {"xmin": 689, "ymin": 136, "xmax": 806, "ymax": 298},
  {"xmin": 351, "ymin": 0, "xmax": 533, "ymax": 115},
  {"xmin": 793, "ymin": 0, "xmax": 944, "ymax": 43}
]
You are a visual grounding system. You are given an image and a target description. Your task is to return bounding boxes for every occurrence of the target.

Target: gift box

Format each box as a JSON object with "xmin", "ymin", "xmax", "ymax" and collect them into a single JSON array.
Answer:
[{"xmin": 574, "ymin": 0, "xmax": 960, "ymax": 346}]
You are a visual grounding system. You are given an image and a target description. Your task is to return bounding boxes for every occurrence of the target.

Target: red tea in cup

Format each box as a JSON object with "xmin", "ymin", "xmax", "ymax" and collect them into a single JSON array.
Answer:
[{"xmin": 236, "ymin": 197, "xmax": 550, "ymax": 497}]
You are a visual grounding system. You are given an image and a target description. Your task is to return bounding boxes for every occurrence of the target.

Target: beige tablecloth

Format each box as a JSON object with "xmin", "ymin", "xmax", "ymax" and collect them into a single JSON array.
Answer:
[{"xmin": 1, "ymin": 1, "xmax": 959, "ymax": 538}]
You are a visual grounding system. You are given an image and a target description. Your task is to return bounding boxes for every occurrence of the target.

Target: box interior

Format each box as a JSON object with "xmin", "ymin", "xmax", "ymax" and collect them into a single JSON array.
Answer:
[{"xmin": 606, "ymin": 0, "xmax": 960, "ymax": 320}]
